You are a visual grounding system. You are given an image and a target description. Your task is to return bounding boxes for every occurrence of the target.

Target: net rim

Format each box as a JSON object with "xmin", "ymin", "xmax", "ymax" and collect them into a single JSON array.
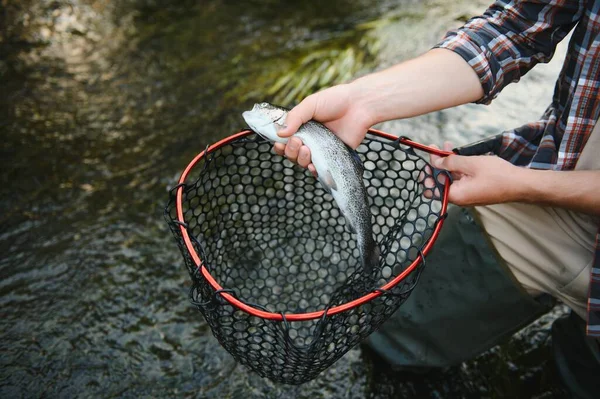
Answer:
[{"xmin": 175, "ymin": 128, "xmax": 452, "ymax": 321}]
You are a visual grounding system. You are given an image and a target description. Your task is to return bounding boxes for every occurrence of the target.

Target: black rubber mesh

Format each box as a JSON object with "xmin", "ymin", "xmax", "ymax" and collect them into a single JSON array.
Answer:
[{"xmin": 164, "ymin": 132, "xmax": 448, "ymax": 385}]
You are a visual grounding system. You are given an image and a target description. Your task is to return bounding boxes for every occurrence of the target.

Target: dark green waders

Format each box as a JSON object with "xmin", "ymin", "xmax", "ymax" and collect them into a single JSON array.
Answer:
[{"xmin": 365, "ymin": 205, "xmax": 553, "ymax": 369}]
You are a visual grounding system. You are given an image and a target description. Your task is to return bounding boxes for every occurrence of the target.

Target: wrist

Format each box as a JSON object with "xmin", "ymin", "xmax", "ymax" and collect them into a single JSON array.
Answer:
[
  {"xmin": 347, "ymin": 77, "xmax": 380, "ymax": 126},
  {"xmin": 511, "ymin": 167, "xmax": 541, "ymax": 204}
]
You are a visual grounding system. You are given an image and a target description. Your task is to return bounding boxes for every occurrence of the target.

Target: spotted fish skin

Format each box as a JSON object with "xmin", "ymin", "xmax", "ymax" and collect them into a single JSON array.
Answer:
[{"xmin": 242, "ymin": 103, "xmax": 380, "ymax": 273}]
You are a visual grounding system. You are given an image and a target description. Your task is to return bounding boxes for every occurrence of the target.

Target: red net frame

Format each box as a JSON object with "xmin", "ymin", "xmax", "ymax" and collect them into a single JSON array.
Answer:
[
  {"xmin": 165, "ymin": 129, "xmax": 452, "ymax": 384},
  {"xmin": 173, "ymin": 128, "xmax": 451, "ymax": 321}
]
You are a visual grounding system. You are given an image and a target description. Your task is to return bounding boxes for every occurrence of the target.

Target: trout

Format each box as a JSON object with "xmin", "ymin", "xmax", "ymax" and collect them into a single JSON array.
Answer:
[{"xmin": 243, "ymin": 102, "xmax": 380, "ymax": 273}]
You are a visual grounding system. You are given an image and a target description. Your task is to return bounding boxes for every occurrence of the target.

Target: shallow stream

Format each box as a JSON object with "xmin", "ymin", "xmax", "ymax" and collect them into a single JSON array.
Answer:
[{"xmin": 1, "ymin": 1, "xmax": 570, "ymax": 397}]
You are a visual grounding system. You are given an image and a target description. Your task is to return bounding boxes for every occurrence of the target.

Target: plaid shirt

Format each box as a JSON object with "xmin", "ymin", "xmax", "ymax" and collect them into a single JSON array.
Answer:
[{"xmin": 435, "ymin": 0, "xmax": 600, "ymax": 336}]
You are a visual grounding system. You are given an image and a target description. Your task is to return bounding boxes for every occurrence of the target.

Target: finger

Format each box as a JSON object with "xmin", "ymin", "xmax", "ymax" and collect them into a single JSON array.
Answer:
[
  {"xmin": 284, "ymin": 137, "xmax": 302, "ymax": 163},
  {"xmin": 446, "ymin": 179, "xmax": 472, "ymax": 206},
  {"xmin": 426, "ymin": 143, "xmax": 446, "ymax": 188},
  {"xmin": 278, "ymin": 94, "xmax": 319, "ymax": 137},
  {"xmin": 429, "ymin": 142, "xmax": 455, "ymax": 167},
  {"xmin": 436, "ymin": 142, "xmax": 455, "ymax": 185},
  {"xmin": 422, "ymin": 145, "xmax": 442, "ymax": 200},
  {"xmin": 433, "ymin": 153, "xmax": 469, "ymax": 173},
  {"xmin": 428, "ymin": 144, "xmax": 442, "ymax": 166},
  {"xmin": 422, "ymin": 169, "xmax": 442, "ymax": 200},
  {"xmin": 297, "ymin": 146, "xmax": 312, "ymax": 168},
  {"xmin": 308, "ymin": 163, "xmax": 318, "ymax": 178},
  {"xmin": 273, "ymin": 143, "xmax": 285, "ymax": 156}
]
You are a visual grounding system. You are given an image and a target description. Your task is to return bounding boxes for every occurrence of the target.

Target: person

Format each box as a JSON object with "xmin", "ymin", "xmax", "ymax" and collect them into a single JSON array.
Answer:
[{"xmin": 273, "ymin": 0, "xmax": 599, "ymax": 396}]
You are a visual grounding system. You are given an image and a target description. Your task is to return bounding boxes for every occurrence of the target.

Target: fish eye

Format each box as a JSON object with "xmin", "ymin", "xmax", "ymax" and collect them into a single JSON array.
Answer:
[{"xmin": 259, "ymin": 102, "xmax": 268, "ymax": 108}]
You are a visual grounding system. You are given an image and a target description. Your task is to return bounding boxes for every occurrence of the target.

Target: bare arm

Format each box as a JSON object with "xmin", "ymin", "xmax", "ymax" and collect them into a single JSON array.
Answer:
[
  {"xmin": 275, "ymin": 48, "xmax": 484, "ymax": 169},
  {"xmin": 522, "ymin": 169, "xmax": 600, "ymax": 216},
  {"xmin": 272, "ymin": 1, "xmax": 590, "ymax": 214},
  {"xmin": 351, "ymin": 48, "xmax": 484, "ymax": 123},
  {"xmin": 275, "ymin": 0, "xmax": 583, "ymax": 166}
]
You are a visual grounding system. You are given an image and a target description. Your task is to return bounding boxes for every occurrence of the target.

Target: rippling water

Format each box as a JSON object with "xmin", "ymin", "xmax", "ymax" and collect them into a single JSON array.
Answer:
[{"xmin": 1, "ymin": 0, "xmax": 569, "ymax": 397}]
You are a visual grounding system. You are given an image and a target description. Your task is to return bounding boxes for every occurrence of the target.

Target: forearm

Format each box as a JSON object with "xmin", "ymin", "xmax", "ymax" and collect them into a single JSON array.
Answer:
[
  {"xmin": 351, "ymin": 48, "xmax": 484, "ymax": 124},
  {"xmin": 517, "ymin": 169, "xmax": 600, "ymax": 216}
]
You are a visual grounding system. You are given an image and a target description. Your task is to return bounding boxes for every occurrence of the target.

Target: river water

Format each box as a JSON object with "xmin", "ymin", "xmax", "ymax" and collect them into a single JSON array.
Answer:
[{"xmin": 1, "ymin": 0, "xmax": 570, "ymax": 397}]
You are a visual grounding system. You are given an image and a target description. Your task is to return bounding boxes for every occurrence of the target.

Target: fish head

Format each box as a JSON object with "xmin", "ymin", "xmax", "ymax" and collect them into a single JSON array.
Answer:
[{"xmin": 242, "ymin": 102, "xmax": 288, "ymax": 143}]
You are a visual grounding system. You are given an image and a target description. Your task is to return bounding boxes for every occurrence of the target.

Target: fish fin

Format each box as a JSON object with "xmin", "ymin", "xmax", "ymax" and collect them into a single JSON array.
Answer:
[
  {"xmin": 344, "ymin": 144, "xmax": 364, "ymax": 173},
  {"xmin": 335, "ymin": 206, "xmax": 355, "ymax": 233},
  {"xmin": 346, "ymin": 220, "xmax": 356, "ymax": 234},
  {"xmin": 319, "ymin": 170, "xmax": 337, "ymax": 192}
]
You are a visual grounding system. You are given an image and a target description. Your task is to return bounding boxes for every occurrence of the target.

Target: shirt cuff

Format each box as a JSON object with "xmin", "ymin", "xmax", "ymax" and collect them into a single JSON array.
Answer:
[{"xmin": 433, "ymin": 29, "xmax": 500, "ymax": 105}]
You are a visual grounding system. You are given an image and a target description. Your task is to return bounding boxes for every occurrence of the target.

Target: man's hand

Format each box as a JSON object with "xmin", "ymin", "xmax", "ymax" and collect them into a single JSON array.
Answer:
[
  {"xmin": 431, "ymin": 142, "xmax": 600, "ymax": 216},
  {"xmin": 271, "ymin": 48, "xmax": 485, "ymax": 174},
  {"xmin": 430, "ymin": 142, "xmax": 524, "ymax": 206},
  {"xmin": 273, "ymin": 84, "xmax": 374, "ymax": 176}
]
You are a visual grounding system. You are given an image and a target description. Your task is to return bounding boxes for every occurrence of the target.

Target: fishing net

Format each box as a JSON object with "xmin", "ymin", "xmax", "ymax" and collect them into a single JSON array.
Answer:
[{"xmin": 164, "ymin": 129, "xmax": 450, "ymax": 385}]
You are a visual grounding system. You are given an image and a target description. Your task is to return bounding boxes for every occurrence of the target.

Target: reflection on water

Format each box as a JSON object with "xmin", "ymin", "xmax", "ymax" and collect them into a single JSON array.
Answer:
[{"xmin": 1, "ymin": 0, "xmax": 567, "ymax": 397}]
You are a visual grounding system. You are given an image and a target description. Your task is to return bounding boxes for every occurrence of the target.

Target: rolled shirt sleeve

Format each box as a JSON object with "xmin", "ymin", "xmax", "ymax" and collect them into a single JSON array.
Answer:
[{"xmin": 434, "ymin": 0, "xmax": 584, "ymax": 104}]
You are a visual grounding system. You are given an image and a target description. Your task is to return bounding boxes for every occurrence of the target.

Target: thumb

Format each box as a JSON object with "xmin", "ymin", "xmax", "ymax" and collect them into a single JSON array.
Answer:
[
  {"xmin": 433, "ymin": 154, "xmax": 469, "ymax": 173},
  {"xmin": 277, "ymin": 94, "xmax": 319, "ymax": 137}
]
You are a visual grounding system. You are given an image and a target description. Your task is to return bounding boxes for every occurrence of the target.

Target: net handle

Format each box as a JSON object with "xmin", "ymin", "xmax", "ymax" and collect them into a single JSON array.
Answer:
[
  {"xmin": 174, "ymin": 129, "xmax": 451, "ymax": 322},
  {"xmin": 368, "ymin": 128, "xmax": 455, "ymax": 157}
]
